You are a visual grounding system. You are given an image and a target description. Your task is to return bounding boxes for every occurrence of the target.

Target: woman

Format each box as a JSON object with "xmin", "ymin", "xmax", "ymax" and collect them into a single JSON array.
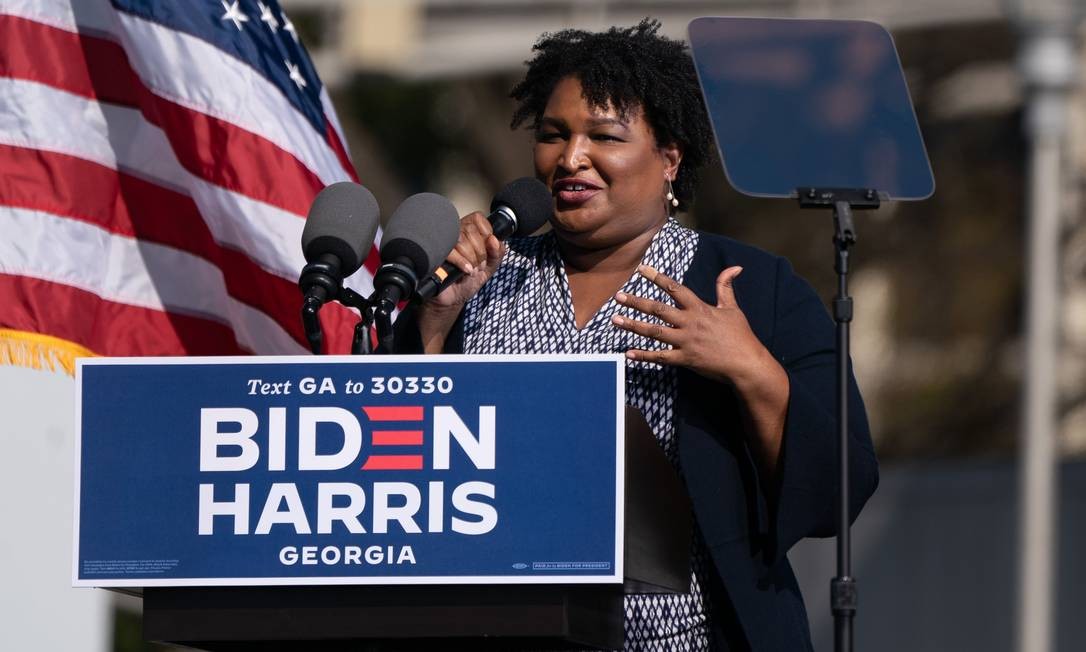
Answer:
[{"xmin": 399, "ymin": 19, "xmax": 878, "ymax": 651}]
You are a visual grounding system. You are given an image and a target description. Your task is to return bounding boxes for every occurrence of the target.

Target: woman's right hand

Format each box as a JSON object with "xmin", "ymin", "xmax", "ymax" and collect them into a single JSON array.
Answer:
[
  {"xmin": 427, "ymin": 211, "xmax": 505, "ymax": 308},
  {"xmin": 417, "ymin": 211, "xmax": 505, "ymax": 352}
]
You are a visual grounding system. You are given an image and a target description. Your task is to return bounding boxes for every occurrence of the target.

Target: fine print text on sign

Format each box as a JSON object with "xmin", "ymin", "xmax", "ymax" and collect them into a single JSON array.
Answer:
[{"xmin": 74, "ymin": 354, "xmax": 624, "ymax": 587}]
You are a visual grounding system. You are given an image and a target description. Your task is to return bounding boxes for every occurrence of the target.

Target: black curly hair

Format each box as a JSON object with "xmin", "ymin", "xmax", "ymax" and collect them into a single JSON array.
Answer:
[{"xmin": 510, "ymin": 19, "xmax": 712, "ymax": 211}]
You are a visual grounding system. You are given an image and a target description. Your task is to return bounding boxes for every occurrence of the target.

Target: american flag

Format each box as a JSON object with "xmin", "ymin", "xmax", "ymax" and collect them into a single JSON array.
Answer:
[{"xmin": 0, "ymin": 0, "xmax": 376, "ymax": 372}]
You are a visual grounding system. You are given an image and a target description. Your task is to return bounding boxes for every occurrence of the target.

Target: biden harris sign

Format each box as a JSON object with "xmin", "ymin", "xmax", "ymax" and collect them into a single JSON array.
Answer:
[{"xmin": 73, "ymin": 355, "xmax": 624, "ymax": 587}]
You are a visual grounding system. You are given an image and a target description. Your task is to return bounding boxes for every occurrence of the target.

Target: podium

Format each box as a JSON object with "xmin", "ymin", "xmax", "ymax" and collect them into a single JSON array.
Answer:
[
  {"xmin": 74, "ymin": 356, "xmax": 691, "ymax": 650},
  {"xmin": 140, "ymin": 408, "xmax": 690, "ymax": 650}
]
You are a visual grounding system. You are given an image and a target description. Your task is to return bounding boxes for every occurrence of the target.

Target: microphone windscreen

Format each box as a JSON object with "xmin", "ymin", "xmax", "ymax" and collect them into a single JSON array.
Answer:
[
  {"xmin": 380, "ymin": 192, "xmax": 460, "ymax": 276},
  {"xmin": 491, "ymin": 177, "xmax": 553, "ymax": 236},
  {"xmin": 302, "ymin": 182, "xmax": 380, "ymax": 274}
]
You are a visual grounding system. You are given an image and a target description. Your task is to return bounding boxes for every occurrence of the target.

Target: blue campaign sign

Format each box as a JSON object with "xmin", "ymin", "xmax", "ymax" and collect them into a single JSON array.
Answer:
[{"xmin": 73, "ymin": 354, "xmax": 624, "ymax": 587}]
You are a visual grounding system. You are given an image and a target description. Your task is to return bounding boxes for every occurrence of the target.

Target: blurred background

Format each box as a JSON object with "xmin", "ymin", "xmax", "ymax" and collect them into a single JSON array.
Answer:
[{"xmin": 3, "ymin": 0, "xmax": 1084, "ymax": 650}]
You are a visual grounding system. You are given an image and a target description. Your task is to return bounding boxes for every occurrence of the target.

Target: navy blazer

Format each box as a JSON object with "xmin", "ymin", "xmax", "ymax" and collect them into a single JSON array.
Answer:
[
  {"xmin": 395, "ymin": 231, "xmax": 879, "ymax": 651},
  {"xmin": 674, "ymin": 233, "xmax": 878, "ymax": 650}
]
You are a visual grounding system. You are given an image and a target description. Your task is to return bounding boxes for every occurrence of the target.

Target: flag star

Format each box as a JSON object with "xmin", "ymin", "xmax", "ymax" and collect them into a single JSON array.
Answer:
[
  {"xmin": 258, "ymin": 2, "xmax": 278, "ymax": 32},
  {"xmin": 220, "ymin": 0, "xmax": 249, "ymax": 31},
  {"xmin": 282, "ymin": 15, "xmax": 298, "ymax": 42},
  {"xmin": 286, "ymin": 60, "xmax": 307, "ymax": 89}
]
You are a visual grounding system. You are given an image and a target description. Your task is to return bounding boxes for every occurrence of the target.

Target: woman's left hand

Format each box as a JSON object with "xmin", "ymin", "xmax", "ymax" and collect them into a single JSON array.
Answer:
[
  {"xmin": 612, "ymin": 264, "xmax": 777, "ymax": 389},
  {"xmin": 613, "ymin": 263, "xmax": 791, "ymax": 480}
]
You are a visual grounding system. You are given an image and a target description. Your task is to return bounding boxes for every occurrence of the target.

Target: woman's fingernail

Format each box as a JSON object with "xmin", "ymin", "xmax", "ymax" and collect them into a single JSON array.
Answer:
[
  {"xmin": 615, "ymin": 292, "xmax": 627, "ymax": 302},
  {"xmin": 612, "ymin": 315, "xmax": 625, "ymax": 325}
]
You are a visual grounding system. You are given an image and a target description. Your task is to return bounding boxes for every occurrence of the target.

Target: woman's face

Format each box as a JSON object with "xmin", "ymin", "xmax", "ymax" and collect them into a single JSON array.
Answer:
[{"xmin": 534, "ymin": 76, "xmax": 681, "ymax": 251}]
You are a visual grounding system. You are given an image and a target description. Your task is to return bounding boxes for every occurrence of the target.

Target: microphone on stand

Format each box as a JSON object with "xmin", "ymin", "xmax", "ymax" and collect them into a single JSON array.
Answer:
[
  {"xmin": 298, "ymin": 182, "xmax": 381, "ymax": 354},
  {"xmin": 414, "ymin": 177, "xmax": 552, "ymax": 300},
  {"xmin": 370, "ymin": 193, "xmax": 460, "ymax": 352}
]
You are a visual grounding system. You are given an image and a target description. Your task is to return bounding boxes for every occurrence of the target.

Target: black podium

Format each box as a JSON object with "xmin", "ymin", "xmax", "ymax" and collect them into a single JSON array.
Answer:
[{"xmin": 138, "ymin": 407, "xmax": 690, "ymax": 651}]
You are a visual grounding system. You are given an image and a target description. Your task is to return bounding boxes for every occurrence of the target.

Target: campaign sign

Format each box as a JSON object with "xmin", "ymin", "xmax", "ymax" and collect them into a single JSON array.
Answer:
[{"xmin": 73, "ymin": 354, "xmax": 624, "ymax": 587}]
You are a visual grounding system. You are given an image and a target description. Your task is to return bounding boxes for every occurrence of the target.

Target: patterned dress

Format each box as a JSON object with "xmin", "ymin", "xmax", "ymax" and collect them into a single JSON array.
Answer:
[{"xmin": 461, "ymin": 218, "xmax": 719, "ymax": 651}]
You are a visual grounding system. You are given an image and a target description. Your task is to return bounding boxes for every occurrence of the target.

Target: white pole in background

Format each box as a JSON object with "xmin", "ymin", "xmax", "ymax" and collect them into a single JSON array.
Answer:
[{"xmin": 1015, "ymin": 8, "xmax": 1077, "ymax": 651}]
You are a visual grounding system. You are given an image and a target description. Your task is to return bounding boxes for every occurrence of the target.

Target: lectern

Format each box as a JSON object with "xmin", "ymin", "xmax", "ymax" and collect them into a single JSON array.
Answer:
[{"xmin": 75, "ymin": 357, "xmax": 692, "ymax": 650}]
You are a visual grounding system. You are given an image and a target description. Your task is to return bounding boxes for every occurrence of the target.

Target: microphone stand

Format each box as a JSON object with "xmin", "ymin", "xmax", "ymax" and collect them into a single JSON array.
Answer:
[
  {"xmin": 298, "ymin": 258, "xmax": 377, "ymax": 355},
  {"xmin": 369, "ymin": 261, "xmax": 420, "ymax": 355},
  {"xmin": 300, "ymin": 293, "xmax": 326, "ymax": 354},
  {"xmin": 372, "ymin": 302, "xmax": 395, "ymax": 355},
  {"xmin": 299, "ymin": 256, "xmax": 339, "ymax": 355},
  {"xmin": 796, "ymin": 186, "xmax": 880, "ymax": 652},
  {"xmin": 337, "ymin": 287, "xmax": 376, "ymax": 355}
]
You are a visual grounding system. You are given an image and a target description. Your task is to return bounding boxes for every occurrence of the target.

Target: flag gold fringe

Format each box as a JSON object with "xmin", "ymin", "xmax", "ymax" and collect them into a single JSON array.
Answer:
[{"xmin": 0, "ymin": 329, "xmax": 97, "ymax": 377}]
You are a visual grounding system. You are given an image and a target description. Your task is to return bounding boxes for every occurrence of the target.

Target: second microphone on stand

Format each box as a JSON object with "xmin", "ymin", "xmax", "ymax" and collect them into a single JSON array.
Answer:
[{"xmin": 371, "ymin": 193, "xmax": 461, "ymax": 315}]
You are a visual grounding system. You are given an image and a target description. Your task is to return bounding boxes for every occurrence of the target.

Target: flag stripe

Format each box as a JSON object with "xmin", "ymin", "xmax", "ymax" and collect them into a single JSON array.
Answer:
[
  {"xmin": 324, "ymin": 119, "xmax": 359, "ymax": 185},
  {"xmin": 111, "ymin": 0, "xmax": 326, "ymax": 133},
  {"xmin": 0, "ymin": 273, "xmax": 248, "ymax": 356},
  {"xmin": 0, "ymin": 18, "xmax": 327, "ymax": 218},
  {"xmin": 1, "ymin": 4, "xmax": 349, "ymax": 192},
  {"xmin": 0, "ymin": 205, "xmax": 306, "ymax": 354},
  {"xmin": 320, "ymin": 86, "xmax": 358, "ymax": 183},
  {"xmin": 112, "ymin": 9, "xmax": 346, "ymax": 187},
  {"xmin": 0, "ymin": 143, "xmax": 309, "ymax": 344},
  {"xmin": 146, "ymin": 91, "xmax": 323, "ymax": 217},
  {"xmin": 0, "ymin": 13, "xmax": 138, "ymax": 106},
  {"xmin": 0, "ymin": 78, "xmax": 308, "ymax": 280},
  {"xmin": 0, "ymin": 0, "xmax": 116, "ymax": 37}
]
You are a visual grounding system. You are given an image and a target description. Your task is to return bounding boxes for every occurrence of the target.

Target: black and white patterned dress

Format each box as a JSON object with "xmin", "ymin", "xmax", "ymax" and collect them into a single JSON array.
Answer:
[{"xmin": 462, "ymin": 218, "xmax": 717, "ymax": 651}]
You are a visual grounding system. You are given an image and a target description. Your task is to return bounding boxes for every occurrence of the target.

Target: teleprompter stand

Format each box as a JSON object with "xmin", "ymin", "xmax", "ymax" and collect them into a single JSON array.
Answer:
[
  {"xmin": 687, "ymin": 16, "xmax": 934, "ymax": 651},
  {"xmin": 140, "ymin": 408, "xmax": 690, "ymax": 651},
  {"xmin": 797, "ymin": 187, "xmax": 880, "ymax": 652}
]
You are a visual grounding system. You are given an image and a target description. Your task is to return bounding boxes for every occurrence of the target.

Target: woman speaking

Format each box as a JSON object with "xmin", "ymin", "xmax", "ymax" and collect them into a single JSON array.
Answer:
[{"xmin": 398, "ymin": 19, "xmax": 878, "ymax": 652}]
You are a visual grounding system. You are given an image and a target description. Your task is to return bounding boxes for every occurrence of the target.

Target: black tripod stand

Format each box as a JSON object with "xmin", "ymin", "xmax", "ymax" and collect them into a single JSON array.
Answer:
[{"xmin": 797, "ymin": 187, "xmax": 880, "ymax": 652}]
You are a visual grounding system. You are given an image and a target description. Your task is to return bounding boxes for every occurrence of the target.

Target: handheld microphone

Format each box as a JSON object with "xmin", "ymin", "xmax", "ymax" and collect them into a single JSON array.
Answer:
[
  {"xmin": 414, "ymin": 177, "xmax": 552, "ymax": 300},
  {"xmin": 371, "ymin": 193, "xmax": 461, "ymax": 313},
  {"xmin": 299, "ymin": 182, "xmax": 380, "ymax": 305}
]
